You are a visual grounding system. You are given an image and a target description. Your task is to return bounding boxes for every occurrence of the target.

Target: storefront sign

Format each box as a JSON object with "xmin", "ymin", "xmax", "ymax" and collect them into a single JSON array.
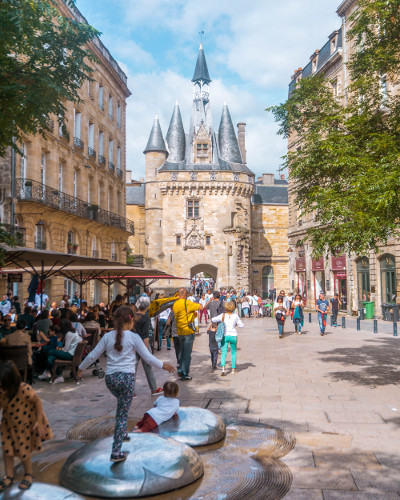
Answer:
[
  {"xmin": 295, "ymin": 257, "xmax": 306, "ymax": 272},
  {"xmin": 332, "ymin": 255, "xmax": 346, "ymax": 271},
  {"xmin": 7, "ymin": 273, "xmax": 23, "ymax": 283},
  {"xmin": 312, "ymin": 257, "xmax": 324, "ymax": 271},
  {"xmin": 336, "ymin": 273, "xmax": 347, "ymax": 279}
]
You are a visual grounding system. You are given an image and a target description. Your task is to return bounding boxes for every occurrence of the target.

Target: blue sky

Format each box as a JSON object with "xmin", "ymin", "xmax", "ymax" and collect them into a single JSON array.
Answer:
[{"xmin": 77, "ymin": 0, "xmax": 342, "ymax": 180}]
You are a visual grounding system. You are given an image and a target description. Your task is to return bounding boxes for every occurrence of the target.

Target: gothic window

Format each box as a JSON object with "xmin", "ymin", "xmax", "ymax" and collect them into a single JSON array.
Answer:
[
  {"xmin": 233, "ymin": 173, "xmax": 239, "ymax": 181},
  {"xmin": 205, "ymin": 235, "xmax": 211, "ymax": 246},
  {"xmin": 210, "ymin": 172, "xmax": 216, "ymax": 181},
  {"xmin": 196, "ymin": 143, "xmax": 208, "ymax": 159},
  {"xmin": 171, "ymin": 172, "xmax": 178, "ymax": 181},
  {"xmin": 176, "ymin": 235, "xmax": 181, "ymax": 245},
  {"xmin": 187, "ymin": 199, "xmax": 199, "ymax": 219},
  {"xmin": 190, "ymin": 172, "xmax": 197, "ymax": 181}
]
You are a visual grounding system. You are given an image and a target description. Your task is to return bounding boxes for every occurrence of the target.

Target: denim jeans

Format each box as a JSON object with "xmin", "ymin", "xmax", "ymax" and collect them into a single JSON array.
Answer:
[
  {"xmin": 159, "ymin": 318, "xmax": 170, "ymax": 348},
  {"xmin": 318, "ymin": 312, "xmax": 327, "ymax": 333},
  {"xmin": 208, "ymin": 332, "xmax": 219, "ymax": 367},
  {"xmin": 277, "ymin": 321, "xmax": 284, "ymax": 336},
  {"xmin": 332, "ymin": 309, "xmax": 338, "ymax": 325},
  {"xmin": 177, "ymin": 333, "xmax": 195, "ymax": 376},
  {"xmin": 46, "ymin": 349, "xmax": 73, "ymax": 375},
  {"xmin": 173, "ymin": 336, "xmax": 181, "ymax": 364},
  {"xmin": 136, "ymin": 347, "xmax": 157, "ymax": 392},
  {"xmin": 294, "ymin": 318, "xmax": 302, "ymax": 333}
]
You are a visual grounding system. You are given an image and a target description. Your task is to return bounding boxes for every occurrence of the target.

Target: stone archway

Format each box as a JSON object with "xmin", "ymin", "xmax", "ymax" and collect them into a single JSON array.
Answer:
[{"xmin": 190, "ymin": 264, "xmax": 218, "ymax": 284}]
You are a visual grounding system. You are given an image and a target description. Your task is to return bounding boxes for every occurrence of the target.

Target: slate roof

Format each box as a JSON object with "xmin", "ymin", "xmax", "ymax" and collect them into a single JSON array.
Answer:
[
  {"xmin": 126, "ymin": 184, "xmax": 145, "ymax": 205},
  {"xmin": 251, "ymin": 185, "xmax": 288, "ymax": 205},
  {"xmin": 166, "ymin": 104, "xmax": 186, "ymax": 163},
  {"xmin": 143, "ymin": 116, "xmax": 168, "ymax": 154},
  {"xmin": 218, "ymin": 104, "xmax": 243, "ymax": 164},
  {"xmin": 192, "ymin": 43, "xmax": 212, "ymax": 83}
]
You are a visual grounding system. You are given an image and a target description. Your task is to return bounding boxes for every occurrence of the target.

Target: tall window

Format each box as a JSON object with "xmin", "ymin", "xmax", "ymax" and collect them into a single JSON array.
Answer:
[
  {"xmin": 380, "ymin": 255, "xmax": 396, "ymax": 304},
  {"xmin": 67, "ymin": 231, "xmax": 77, "ymax": 254},
  {"xmin": 74, "ymin": 109, "xmax": 81, "ymax": 139},
  {"xmin": 108, "ymin": 188, "xmax": 112, "ymax": 211},
  {"xmin": 58, "ymin": 162, "xmax": 63, "ymax": 191},
  {"xmin": 111, "ymin": 241, "xmax": 117, "ymax": 261},
  {"xmin": 108, "ymin": 95, "xmax": 113, "ymax": 119},
  {"xmin": 88, "ymin": 177, "xmax": 91, "ymax": 204},
  {"xmin": 88, "ymin": 122, "xmax": 94, "ymax": 149},
  {"xmin": 40, "ymin": 153, "xmax": 46, "ymax": 199},
  {"xmin": 108, "ymin": 140, "xmax": 113, "ymax": 164},
  {"xmin": 35, "ymin": 224, "xmax": 45, "ymax": 249},
  {"xmin": 91, "ymin": 237, "xmax": 97, "ymax": 257},
  {"xmin": 99, "ymin": 131, "xmax": 104, "ymax": 157},
  {"xmin": 187, "ymin": 199, "xmax": 199, "ymax": 218},
  {"xmin": 262, "ymin": 265, "xmax": 274, "ymax": 299},
  {"xmin": 98, "ymin": 183, "xmax": 102, "ymax": 206},
  {"xmin": 20, "ymin": 144, "xmax": 26, "ymax": 180},
  {"xmin": 117, "ymin": 103, "xmax": 121, "ymax": 127},
  {"xmin": 117, "ymin": 147, "xmax": 121, "ymax": 170},
  {"xmin": 98, "ymin": 85, "xmax": 104, "ymax": 109},
  {"xmin": 73, "ymin": 170, "xmax": 77, "ymax": 198},
  {"xmin": 357, "ymin": 257, "xmax": 370, "ymax": 305}
]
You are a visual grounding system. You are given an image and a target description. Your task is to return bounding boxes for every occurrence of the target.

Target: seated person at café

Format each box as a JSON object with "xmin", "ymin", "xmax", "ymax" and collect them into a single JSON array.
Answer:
[
  {"xmin": 38, "ymin": 319, "xmax": 80, "ymax": 383},
  {"xmin": 0, "ymin": 315, "xmax": 15, "ymax": 338},
  {"xmin": 9, "ymin": 307, "xmax": 17, "ymax": 323},
  {"xmin": 82, "ymin": 312, "xmax": 101, "ymax": 337},
  {"xmin": 35, "ymin": 310, "xmax": 53, "ymax": 337},
  {"xmin": 69, "ymin": 312, "xmax": 86, "ymax": 338},
  {"xmin": 5, "ymin": 319, "xmax": 33, "ymax": 367},
  {"xmin": 18, "ymin": 306, "xmax": 35, "ymax": 330},
  {"xmin": 12, "ymin": 295, "xmax": 21, "ymax": 315},
  {"xmin": 51, "ymin": 309, "xmax": 61, "ymax": 326}
]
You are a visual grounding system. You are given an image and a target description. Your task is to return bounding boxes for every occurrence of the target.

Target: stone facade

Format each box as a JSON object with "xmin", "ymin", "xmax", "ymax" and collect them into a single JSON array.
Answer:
[
  {"xmin": 287, "ymin": 0, "xmax": 400, "ymax": 318},
  {"xmin": 126, "ymin": 45, "xmax": 289, "ymax": 296},
  {"xmin": 0, "ymin": 0, "xmax": 132, "ymax": 303}
]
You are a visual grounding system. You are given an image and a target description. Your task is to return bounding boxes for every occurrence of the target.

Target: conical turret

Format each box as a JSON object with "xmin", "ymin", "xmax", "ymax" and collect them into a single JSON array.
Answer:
[
  {"xmin": 143, "ymin": 115, "xmax": 168, "ymax": 155},
  {"xmin": 218, "ymin": 103, "xmax": 243, "ymax": 164},
  {"xmin": 192, "ymin": 43, "xmax": 212, "ymax": 84},
  {"xmin": 166, "ymin": 103, "xmax": 186, "ymax": 163}
]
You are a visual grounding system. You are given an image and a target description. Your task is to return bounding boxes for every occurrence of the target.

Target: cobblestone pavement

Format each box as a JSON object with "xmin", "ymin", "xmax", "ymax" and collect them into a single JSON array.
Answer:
[{"xmin": 32, "ymin": 316, "xmax": 400, "ymax": 498}]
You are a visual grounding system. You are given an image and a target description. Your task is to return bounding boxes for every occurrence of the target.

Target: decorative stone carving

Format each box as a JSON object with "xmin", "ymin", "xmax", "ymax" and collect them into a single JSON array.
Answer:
[{"xmin": 184, "ymin": 223, "xmax": 204, "ymax": 250}]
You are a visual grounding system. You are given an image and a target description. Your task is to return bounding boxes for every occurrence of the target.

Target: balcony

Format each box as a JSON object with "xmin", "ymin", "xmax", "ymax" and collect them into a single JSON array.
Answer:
[
  {"xmin": 99, "ymin": 103, "xmax": 104, "ymax": 111},
  {"xmin": 109, "ymin": 161, "xmax": 115, "ymax": 172},
  {"xmin": 99, "ymin": 155, "xmax": 106, "ymax": 165},
  {"xmin": 58, "ymin": 127, "xmax": 69, "ymax": 143},
  {"xmin": 16, "ymin": 178, "xmax": 135, "ymax": 234},
  {"xmin": 111, "ymin": 253, "xmax": 118, "ymax": 261},
  {"xmin": 2, "ymin": 224, "xmax": 26, "ymax": 245},
  {"xmin": 117, "ymin": 168, "xmax": 123, "ymax": 178},
  {"xmin": 74, "ymin": 137, "xmax": 84, "ymax": 149},
  {"xmin": 88, "ymin": 147, "xmax": 96, "ymax": 159},
  {"xmin": 35, "ymin": 240, "xmax": 47, "ymax": 250},
  {"xmin": 45, "ymin": 118, "xmax": 54, "ymax": 132}
]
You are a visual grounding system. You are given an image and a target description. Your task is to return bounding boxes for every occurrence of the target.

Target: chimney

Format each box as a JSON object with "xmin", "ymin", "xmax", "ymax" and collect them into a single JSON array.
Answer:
[
  {"xmin": 125, "ymin": 170, "xmax": 132, "ymax": 184},
  {"xmin": 237, "ymin": 122, "xmax": 247, "ymax": 164},
  {"xmin": 262, "ymin": 173, "xmax": 274, "ymax": 185}
]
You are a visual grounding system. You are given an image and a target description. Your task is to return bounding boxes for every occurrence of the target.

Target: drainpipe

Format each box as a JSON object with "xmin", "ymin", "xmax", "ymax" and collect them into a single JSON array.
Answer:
[{"xmin": 10, "ymin": 142, "xmax": 16, "ymax": 226}]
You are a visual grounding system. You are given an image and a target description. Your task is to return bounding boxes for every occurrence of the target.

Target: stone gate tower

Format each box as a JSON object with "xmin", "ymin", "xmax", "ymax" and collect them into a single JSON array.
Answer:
[{"xmin": 143, "ymin": 44, "xmax": 255, "ymax": 290}]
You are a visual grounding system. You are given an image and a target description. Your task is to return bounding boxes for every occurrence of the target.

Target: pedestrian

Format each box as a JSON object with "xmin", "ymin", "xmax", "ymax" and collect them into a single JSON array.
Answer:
[
  {"xmin": 166, "ymin": 310, "xmax": 180, "ymax": 365},
  {"xmin": 134, "ymin": 381, "xmax": 179, "ymax": 432},
  {"xmin": 274, "ymin": 290, "xmax": 290, "ymax": 335},
  {"xmin": 0, "ymin": 360, "xmax": 53, "ymax": 491},
  {"xmin": 78, "ymin": 306, "xmax": 175, "ymax": 462},
  {"xmin": 316, "ymin": 292, "xmax": 330, "ymax": 336},
  {"xmin": 211, "ymin": 300, "xmax": 244, "ymax": 376},
  {"xmin": 0, "ymin": 295, "xmax": 11, "ymax": 316},
  {"xmin": 274, "ymin": 296, "xmax": 287, "ymax": 338},
  {"xmin": 207, "ymin": 321, "xmax": 219, "ymax": 370},
  {"xmin": 172, "ymin": 288, "xmax": 203, "ymax": 381},
  {"xmin": 199, "ymin": 293, "xmax": 208, "ymax": 324},
  {"xmin": 330, "ymin": 293, "xmax": 341, "ymax": 327},
  {"xmin": 291, "ymin": 294, "xmax": 304, "ymax": 334},
  {"xmin": 133, "ymin": 297, "xmax": 164, "ymax": 396},
  {"xmin": 241, "ymin": 294, "xmax": 251, "ymax": 318},
  {"xmin": 158, "ymin": 304, "xmax": 171, "ymax": 350}
]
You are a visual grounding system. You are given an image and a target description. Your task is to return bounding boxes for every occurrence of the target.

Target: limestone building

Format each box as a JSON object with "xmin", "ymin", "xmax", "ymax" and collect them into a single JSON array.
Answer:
[
  {"xmin": 0, "ymin": 0, "xmax": 132, "ymax": 302},
  {"xmin": 287, "ymin": 0, "xmax": 399, "ymax": 317},
  {"xmin": 127, "ymin": 45, "xmax": 289, "ymax": 295}
]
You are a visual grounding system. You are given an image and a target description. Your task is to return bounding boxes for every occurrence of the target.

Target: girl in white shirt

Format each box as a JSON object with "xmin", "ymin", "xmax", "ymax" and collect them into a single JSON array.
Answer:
[
  {"xmin": 134, "ymin": 381, "xmax": 179, "ymax": 432},
  {"xmin": 78, "ymin": 306, "xmax": 175, "ymax": 463},
  {"xmin": 212, "ymin": 301, "xmax": 244, "ymax": 376}
]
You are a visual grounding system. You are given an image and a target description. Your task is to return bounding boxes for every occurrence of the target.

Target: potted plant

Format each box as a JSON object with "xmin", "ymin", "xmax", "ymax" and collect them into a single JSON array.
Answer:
[{"xmin": 73, "ymin": 244, "xmax": 79, "ymax": 252}]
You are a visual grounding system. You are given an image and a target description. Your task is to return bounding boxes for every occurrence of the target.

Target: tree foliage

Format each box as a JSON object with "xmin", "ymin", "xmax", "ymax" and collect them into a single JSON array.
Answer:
[
  {"xmin": 268, "ymin": 0, "xmax": 400, "ymax": 257},
  {"xmin": 0, "ymin": 0, "xmax": 99, "ymax": 156}
]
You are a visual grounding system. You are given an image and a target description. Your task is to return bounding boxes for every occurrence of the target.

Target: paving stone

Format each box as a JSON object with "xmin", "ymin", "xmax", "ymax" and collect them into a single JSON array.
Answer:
[
  {"xmin": 282, "ymin": 488, "xmax": 323, "ymax": 499},
  {"xmin": 313, "ymin": 449, "xmax": 382, "ymax": 470},
  {"xmin": 290, "ymin": 466, "xmax": 357, "ymax": 490},
  {"xmin": 295, "ymin": 432, "xmax": 353, "ymax": 448},
  {"xmin": 351, "ymin": 469, "xmax": 400, "ymax": 492},
  {"xmin": 323, "ymin": 492, "xmax": 400, "ymax": 499}
]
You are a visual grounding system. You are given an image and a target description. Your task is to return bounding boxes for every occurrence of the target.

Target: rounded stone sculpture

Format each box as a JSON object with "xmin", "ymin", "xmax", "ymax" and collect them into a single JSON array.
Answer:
[
  {"xmin": 60, "ymin": 433, "xmax": 204, "ymax": 498},
  {"xmin": 154, "ymin": 406, "xmax": 226, "ymax": 446},
  {"xmin": 0, "ymin": 482, "xmax": 85, "ymax": 499}
]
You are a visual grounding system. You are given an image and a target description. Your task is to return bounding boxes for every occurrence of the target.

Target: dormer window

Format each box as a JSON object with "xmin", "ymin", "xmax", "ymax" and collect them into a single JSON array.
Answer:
[{"xmin": 196, "ymin": 143, "xmax": 208, "ymax": 158}]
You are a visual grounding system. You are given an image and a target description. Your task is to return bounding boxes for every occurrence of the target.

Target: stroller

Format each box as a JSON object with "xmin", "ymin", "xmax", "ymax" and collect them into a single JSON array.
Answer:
[{"xmin": 262, "ymin": 301, "xmax": 272, "ymax": 318}]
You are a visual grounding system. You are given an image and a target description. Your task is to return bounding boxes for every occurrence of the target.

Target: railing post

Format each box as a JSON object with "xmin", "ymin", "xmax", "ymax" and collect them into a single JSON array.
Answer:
[
  {"xmin": 374, "ymin": 319, "xmax": 378, "ymax": 334},
  {"xmin": 357, "ymin": 317, "xmax": 360, "ymax": 331},
  {"xmin": 309, "ymin": 312, "xmax": 312, "ymax": 323},
  {"xmin": 342, "ymin": 316, "xmax": 346, "ymax": 328},
  {"xmin": 393, "ymin": 322, "xmax": 398, "ymax": 337}
]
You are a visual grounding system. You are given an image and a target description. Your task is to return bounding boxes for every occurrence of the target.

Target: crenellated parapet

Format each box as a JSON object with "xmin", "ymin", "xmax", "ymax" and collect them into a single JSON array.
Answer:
[{"xmin": 159, "ymin": 181, "xmax": 254, "ymax": 197}]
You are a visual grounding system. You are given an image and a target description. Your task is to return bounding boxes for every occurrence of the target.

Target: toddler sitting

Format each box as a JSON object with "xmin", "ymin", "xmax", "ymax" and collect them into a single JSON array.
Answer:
[{"xmin": 134, "ymin": 381, "xmax": 179, "ymax": 432}]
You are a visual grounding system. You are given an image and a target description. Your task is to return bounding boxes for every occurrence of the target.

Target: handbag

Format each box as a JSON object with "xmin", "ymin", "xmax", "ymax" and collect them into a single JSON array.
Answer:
[
  {"xmin": 215, "ymin": 314, "xmax": 226, "ymax": 342},
  {"xmin": 184, "ymin": 300, "xmax": 197, "ymax": 333}
]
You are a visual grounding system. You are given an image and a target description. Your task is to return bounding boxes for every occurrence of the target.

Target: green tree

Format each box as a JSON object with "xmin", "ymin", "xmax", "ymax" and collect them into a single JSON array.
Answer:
[
  {"xmin": 0, "ymin": 0, "xmax": 99, "ymax": 157},
  {"xmin": 268, "ymin": 0, "xmax": 400, "ymax": 257}
]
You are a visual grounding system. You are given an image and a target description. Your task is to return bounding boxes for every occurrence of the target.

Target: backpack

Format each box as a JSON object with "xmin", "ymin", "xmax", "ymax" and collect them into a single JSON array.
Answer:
[{"xmin": 215, "ymin": 314, "xmax": 226, "ymax": 342}]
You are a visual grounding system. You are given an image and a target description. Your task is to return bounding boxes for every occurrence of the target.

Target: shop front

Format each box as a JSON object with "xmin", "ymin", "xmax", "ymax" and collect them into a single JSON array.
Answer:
[
  {"xmin": 332, "ymin": 255, "xmax": 347, "ymax": 311},
  {"xmin": 295, "ymin": 257, "xmax": 307, "ymax": 305},
  {"xmin": 312, "ymin": 257, "xmax": 325, "ymax": 302}
]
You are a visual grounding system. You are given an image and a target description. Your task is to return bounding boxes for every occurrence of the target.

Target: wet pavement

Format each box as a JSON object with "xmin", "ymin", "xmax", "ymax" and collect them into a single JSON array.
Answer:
[{"xmin": 3, "ymin": 316, "xmax": 400, "ymax": 498}]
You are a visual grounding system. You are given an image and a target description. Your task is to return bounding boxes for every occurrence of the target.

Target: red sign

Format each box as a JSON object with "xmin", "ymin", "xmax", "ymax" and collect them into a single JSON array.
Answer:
[
  {"xmin": 312, "ymin": 257, "xmax": 324, "ymax": 271},
  {"xmin": 332, "ymin": 255, "xmax": 346, "ymax": 271},
  {"xmin": 296, "ymin": 257, "xmax": 306, "ymax": 272},
  {"xmin": 335, "ymin": 272, "xmax": 347, "ymax": 279}
]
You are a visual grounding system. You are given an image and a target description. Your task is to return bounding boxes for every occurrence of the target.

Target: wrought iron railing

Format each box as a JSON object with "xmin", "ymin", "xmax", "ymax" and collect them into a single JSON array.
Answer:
[
  {"xmin": 35, "ymin": 240, "xmax": 46, "ymax": 250},
  {"xmin": 109, "ymin": 161, "xmax": 115, "ymax": 172},
  {"xmin": 111, "ymin": 253, "xmax": 118, "ymax": 261},
  {"xmin": 16, "ymin": 178, "xmax": 135, "ymax": 234},
  {"xmin": 1, "ymin": 224, "xmax": 26, "ymax": 245},
  {"xmin": 88, "ymin": 147, "xmax": 96, "ymax": 159},
  {"xmin": 99, "ymin": 155, "xmax": 106, "ymax": 165},
  {"xmin": 74, "ymin": 137, "xmax": 84, "ymax": 149},
  {"xmin": 117, "ymin": 168, "xmax": 123, "ymax": 178},
  {"xmin": 92, "ymin": 250, "xmax": 99, "ymax": 258}
]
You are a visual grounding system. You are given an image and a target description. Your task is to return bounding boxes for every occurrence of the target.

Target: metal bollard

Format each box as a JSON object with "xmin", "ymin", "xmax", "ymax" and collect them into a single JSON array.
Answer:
[
  {"xmin": 342, "ymin": 316, "xmax": 346, "ymax": 328},
  {"xmin": 394, "ymin": 322, "xmax": 398, "ymax": 337},
  {"xmin": 309, "ymin": 312, "xmax": 312, "ymax": 323},
  {"xmin": 374, "ymin": 319, "xmax": 378, "ymax": 334},
  {"xmin": 330, "ymin": 315, "xmax": 334, "ymax": 326},
  {"xmin": 357, "ymin": 317, "xmax": 360, "ymax": 331}
]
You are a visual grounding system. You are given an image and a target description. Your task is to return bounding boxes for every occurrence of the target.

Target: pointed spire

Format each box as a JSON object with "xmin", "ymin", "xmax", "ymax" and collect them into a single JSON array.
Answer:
[
  {"xmin": 192, "ymin": 43, "xmax": 212, "ymax": 84},
  {"xmin": 166, "ymin": 103, "xmax": 186, "ymax": 163},
  {"xmin": 143, "ymin": 115, "xmax": 167, "ymax": 154},
  {"xmin": 218, "ymin": 103, "xmax": 243, "ymax": 164}
]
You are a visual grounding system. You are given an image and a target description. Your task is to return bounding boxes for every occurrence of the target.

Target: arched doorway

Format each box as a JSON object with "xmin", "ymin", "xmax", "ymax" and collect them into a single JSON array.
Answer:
[
  {"xmin": 356, "ymin": 257, "xmax": 370, "ymax": 306},
  {"xmin": 190, "ymin": 264, "xmax": 218, "ymax": 293},
  {"xmin": 262, "ymin": 265, "xmax": 274, "ymax": 299},
  {"xmin": 380, "ymin": 254, "xmax": 396, "ymax": 304}
]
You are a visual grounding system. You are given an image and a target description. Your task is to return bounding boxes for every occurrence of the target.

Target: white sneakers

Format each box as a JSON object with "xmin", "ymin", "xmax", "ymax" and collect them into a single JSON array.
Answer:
[
  {"xmin": 38, "ymin": 370, "xmax": 51, "ymax": 380},
  {"xmin": 51, "ymin": 376, "xmax": 65, "ymax": 384}
]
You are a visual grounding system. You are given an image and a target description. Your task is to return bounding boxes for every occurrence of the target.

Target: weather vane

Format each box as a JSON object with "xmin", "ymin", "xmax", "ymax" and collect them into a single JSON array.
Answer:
[{"xmin": 199, "ymin": 31, "xmax": 204, "ymax": 43}]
